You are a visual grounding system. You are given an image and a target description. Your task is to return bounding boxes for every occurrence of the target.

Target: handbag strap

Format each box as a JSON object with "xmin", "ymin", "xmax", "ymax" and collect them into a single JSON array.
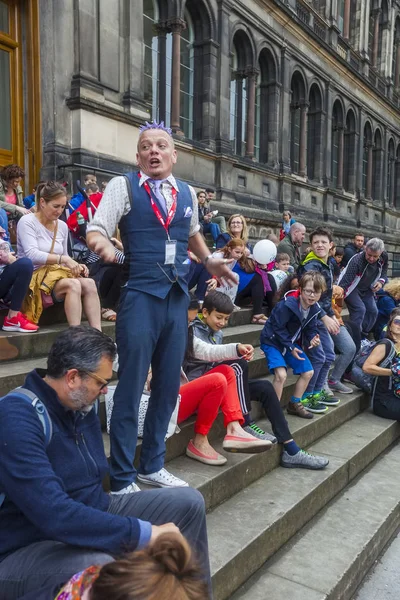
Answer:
[
  {"xmin": 49, "ymin": 220, "xmax": 59, "ymax": 255},
  {"xmin": 41, "ymin": 220, "xmax": 59, "ymax": 286}
]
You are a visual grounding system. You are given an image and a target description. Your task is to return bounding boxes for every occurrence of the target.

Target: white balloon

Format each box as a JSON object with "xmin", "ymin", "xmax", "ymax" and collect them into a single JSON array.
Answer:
[{"xmin": 253, "ymin": 240, "xmax": 277, "ymax": 265}]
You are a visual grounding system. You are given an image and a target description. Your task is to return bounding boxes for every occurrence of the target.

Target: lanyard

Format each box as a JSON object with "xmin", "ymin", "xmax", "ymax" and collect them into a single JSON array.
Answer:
[{"xmin": 142, "ymin": 176, "xmax": 177, "ymax": 239}]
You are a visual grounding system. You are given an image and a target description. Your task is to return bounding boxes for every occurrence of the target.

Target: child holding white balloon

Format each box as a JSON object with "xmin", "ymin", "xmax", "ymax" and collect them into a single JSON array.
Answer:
[{"xmin": 232, "ymin": 239, "xmax": 277, "ymax": 324}]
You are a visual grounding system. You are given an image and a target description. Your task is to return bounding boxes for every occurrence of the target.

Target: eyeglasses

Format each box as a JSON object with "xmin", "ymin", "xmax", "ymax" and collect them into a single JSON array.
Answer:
[
  {"xmin": 302, "ymin": 289, "xmax": 319, "ymax": 297},
  {"xmin": 80, "ymin": 370, "xmax": 110, "ymax": 391},
  {"xmin": 230, "ymin": 221, "xmax": 243, "ymax": 225},
  {"xmin": 392, "ymin": 319, "xmax": 400, "ymax": 326}
]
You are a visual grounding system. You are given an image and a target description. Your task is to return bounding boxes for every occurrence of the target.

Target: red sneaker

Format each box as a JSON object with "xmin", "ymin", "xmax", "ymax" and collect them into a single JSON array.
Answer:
[{"xmin": 3, "ymin": 312, "xmax": 39, "ymax": 332}]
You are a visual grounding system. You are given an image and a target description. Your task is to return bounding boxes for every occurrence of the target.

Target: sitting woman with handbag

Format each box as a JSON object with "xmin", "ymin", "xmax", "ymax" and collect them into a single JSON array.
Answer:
[
  {"xmin": 363, "ymin": 310, "xmax": 400, "ymax": 421},
  {"xmin": 16, "ymin": 181, "xmax": 101, "ymax": 329}
]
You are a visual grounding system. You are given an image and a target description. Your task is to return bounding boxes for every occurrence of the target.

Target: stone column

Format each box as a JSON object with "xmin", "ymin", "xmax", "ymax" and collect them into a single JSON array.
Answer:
[
  {"xmin": 343, "ymin": 0, "xmax": 351, "ymax": 39},
  {"xmin": 245, "ymin": 68, "xmax": 258, "ymax": 159},
  {"xmin": 323, "ymin": 81, "xmax": 333, "ymax": 185},
  {"xmin": 395, "ymin": 36, "xmax": 400, "ymax": 88},
  {"xmin": 355, "ymin": 106, "xmax": 364, "ymax": 195},
  {"xmin": 169, "ymin": 18, "xmax": 186, "ymax": 136},
  {"xmin": 279, "ymin": 46, "xmax": 292, "ymax": 173},
  {"xmin": 337, "ymin": 125, "xmax": 345, "ymax": 189},
  {"xmin": 215, "ymin": 0, "xmax": 232, "ymax": 154},
  {"xmin": 371, "ymin": 8, "xmax": 381, "ymax": 68},
  {"xmin": 299, "ymin": 102, "xmax": 309, "ymax": 177},
  {"xmin": 235, "ymin": 71, "xmax": 245, "ymax": 155},
  {"xmin": 389, "ymin": 156, "xmax": 395, "ymax": 206},
  {"xmin": 366, "ymin": 141, "xmax": 374, "ymax": 198},
  {"xmin": 395, "ymin": 159, "xmax": 400, "ymax": 208},
  {"xmin": 154, "ymin": 23, "xmax": 168, "ymax": 123}
]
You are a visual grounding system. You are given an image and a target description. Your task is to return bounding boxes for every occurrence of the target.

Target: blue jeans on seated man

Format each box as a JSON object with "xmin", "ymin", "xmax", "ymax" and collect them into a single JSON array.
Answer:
[
  {"xmin": 0, "ymin": 488, "xmax": 211, "ymax": 600},
  {"xmin": 202, "ymin": 221, "xmax": 221, "ymax": 243},
  {"xmin": 305, "ymin": 320, "xmax": 336, "ymax": 394}
]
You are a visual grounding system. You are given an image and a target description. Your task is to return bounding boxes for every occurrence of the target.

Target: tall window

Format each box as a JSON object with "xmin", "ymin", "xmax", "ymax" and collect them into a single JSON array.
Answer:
[
  {"xmin": 143, "ymin": 0, "xmax": 159, "ymax": 120},
  {"xmin": 387, "ymin": 139, "xmax": 395, "ymax": 205},
  {"xmin": 373, "ymin": 129, "xmax": 383, "ymax": 201},
  {"xmin": 307, "ymin": 85, "xmax": 322, "ymax": 181},
  {"xmin": 255, "ymin": 48, "xmax": 277, "ymax": 165},
  {"xmin": 362, "ymin": 123, "xmax": 372, "ymax": 197},
  {"xmin": 229, "ymin": 32, "xmax": 253, "ymax": 156},
  {"xmin": 290, "ymin": 73, "xmax": 306, "ymax": 174},
  {"xmin": 392, "ymin": 19, "xmax": 400, "ymax": 88},
  {"xmin": 337, "ymin": 0, "xmax": 345, "ymax": 34},
  {"xmin": 331, "ymin": 101, "xmax": 343, "ymax": 188},
  {"xmin": 396, "ymin": 145, "xmax": 400, "ymax": 208},
  {"xmin": 179, "ymin": 11, "xmax": 194, "ymax": 138},
  {"xmin": 344, "ymin": 110, "xmax": 356, "ymax": 192}
]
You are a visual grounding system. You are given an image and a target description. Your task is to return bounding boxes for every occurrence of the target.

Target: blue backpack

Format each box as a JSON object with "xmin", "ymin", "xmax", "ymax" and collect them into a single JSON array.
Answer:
[{"xmin": 0, "ymin": 387, "xmax": 98, "ymax": 509}]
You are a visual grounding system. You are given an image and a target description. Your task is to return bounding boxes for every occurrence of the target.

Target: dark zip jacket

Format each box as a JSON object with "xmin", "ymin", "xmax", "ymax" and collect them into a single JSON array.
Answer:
[
  {"xmin": 298, "ymin": 251, "xmax": 334, "ymax": 317},
  {"xmin": 260, "ymin": 291, "xmax": 325, "ymax": 354},
  {"xmin": 0, "ymin": 369, "xmax": 150, "ymax": 562}
]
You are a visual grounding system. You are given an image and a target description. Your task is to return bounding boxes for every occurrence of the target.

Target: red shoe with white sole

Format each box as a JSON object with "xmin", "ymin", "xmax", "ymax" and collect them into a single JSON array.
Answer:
[{"xmin": 3, "ymin": 312, "xmax": 39, "ymax": 333}]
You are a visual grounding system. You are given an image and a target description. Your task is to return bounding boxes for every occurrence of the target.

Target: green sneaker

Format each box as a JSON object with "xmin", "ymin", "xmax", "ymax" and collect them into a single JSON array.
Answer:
[
  {"xmin": 318, "ymin": 389, "xmax": 340, "ymax": 406},
  {"xmin": 301, "ymin": 394, "xmax": 328, "ymax": 414}
]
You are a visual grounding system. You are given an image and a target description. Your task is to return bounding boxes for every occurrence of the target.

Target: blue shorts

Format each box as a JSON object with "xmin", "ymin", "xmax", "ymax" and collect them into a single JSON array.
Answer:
[{"xmin": 261, "ymin": 343, "xmax": 313, "ymax": 375}]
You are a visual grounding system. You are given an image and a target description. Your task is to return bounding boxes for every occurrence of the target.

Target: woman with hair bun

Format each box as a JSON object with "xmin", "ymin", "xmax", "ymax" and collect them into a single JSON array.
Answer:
[
  {"xmin": 54, "ymin": 533, "xmax": 209, "ymax": 600},
  {"xmin": 17, "ymin": 181, "xmax": 101, "ymax": 328}
]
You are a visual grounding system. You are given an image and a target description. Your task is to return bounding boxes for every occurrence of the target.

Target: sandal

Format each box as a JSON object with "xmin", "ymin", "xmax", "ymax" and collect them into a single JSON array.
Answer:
[
  {"xmin": 101, "ymin": 308, "xmax": 117, "ymax": 322},
  {"xmin": 252, "ymin": 314, "xmax": 268, "ymax": 324}
]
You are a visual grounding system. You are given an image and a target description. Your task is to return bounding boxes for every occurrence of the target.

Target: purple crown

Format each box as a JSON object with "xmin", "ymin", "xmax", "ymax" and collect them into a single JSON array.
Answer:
[{"xmin": 139, "ymin": 120, "xmax": 173, "ymax": 136}]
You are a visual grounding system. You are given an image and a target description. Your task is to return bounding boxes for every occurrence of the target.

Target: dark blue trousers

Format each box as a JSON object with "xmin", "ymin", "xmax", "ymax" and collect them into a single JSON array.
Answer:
[
  {"xmin": 345, "ymin": 287, "xmax": 378, "ymax": 334},
  {"xmin": 188, "ymin": 261, "xmax": 210, "ymax": 301},
  {"xmin": 202, "ymin": 221, "xmax": 220, "ymax": 242},
  {"xmin": 305, "ymin": 320, "xmax": 336, "ymax": 394},
  {"xmin": 110, "ymin": 285, "xmax": 189, "ymax": 490}
]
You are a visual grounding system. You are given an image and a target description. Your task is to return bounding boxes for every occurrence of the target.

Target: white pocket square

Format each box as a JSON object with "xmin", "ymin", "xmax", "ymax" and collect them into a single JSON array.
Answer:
[{"xmin": 184, "ymin": 207, "xmax": 193, "ymax": 218}]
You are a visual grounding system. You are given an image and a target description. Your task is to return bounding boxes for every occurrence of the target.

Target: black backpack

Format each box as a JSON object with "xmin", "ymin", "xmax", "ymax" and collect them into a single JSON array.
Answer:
[{"xmin": 351, "ymin": 339, "xmax": 395, "ymax": 404}]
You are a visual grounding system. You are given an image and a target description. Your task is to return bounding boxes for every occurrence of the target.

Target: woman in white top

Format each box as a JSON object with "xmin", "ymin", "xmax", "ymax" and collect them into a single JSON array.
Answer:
[{"xmin": 17, "ymin": 181, "xmax": 101, "ymax": 329}]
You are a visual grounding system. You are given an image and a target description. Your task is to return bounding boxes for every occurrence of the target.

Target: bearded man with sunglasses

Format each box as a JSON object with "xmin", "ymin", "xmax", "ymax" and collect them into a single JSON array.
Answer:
[{"xmin": 0, "ymin": 326, "xmax": 210, "ymax": 600}]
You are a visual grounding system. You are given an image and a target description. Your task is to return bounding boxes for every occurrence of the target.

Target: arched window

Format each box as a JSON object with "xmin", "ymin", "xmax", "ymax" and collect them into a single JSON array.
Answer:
[
  {"xmin": 369, "ymin": 0, "xmax": 389, "ymax": 71},
  {"xmin": 392, "ymin": 19, "xmax": 400, "ymax": 88},
  {"xmin": 142, "ymin": 1, "xmax": 214, "ymax": 142},
  {"xmin": 331, "ymin": 100, "xmax": 344, "ymax": 189},
  {"xmin": 373, "ymin": 129, "xmax": 383, "ymax": 201},
  {"xmin": 387, "ymin": 139, "xmax": 395, "ymax": 206},
  {"xmin": 290, "ymin": 72, "xmax": 307, "ymax": 175},
  {"xmin": 362, "ymin": 122, "xmax": 373, "ymax": 197},
  {"xmin": 344, "ymin": 109, "xmax": 357, "ymax": 193},
  {"xmin": 229, "ymin": 30, "xmax": 254, "ymax": 157},
  {"xmin": 307, "ymin": 84, "xmax": 323, "ymax": 181},
  {"xmin": 143, "ymin": 0, "xmax": 159, "ymax": 120},
  {"xmin": 349, "ymin": 0, "xmax": 360, "ymax": 47},
  {"xmin": 395, "ymin": 145, "xmax": 400, "ymax": 208},
  {"xmin": 255, "ymin": 48, "xmax": 277, "ymax": 164}
]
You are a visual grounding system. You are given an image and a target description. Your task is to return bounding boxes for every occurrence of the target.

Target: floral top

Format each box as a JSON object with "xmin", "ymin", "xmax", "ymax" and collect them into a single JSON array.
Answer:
[{"xmin": 55, "ymin": 565, "xmax": 100, "ymax": 600}]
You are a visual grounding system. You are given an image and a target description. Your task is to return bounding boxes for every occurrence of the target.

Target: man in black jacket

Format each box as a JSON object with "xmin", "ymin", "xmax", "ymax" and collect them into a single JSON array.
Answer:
[{"xmin": 341, "ymin": 232, "xmax": 364, "ymax": 267}]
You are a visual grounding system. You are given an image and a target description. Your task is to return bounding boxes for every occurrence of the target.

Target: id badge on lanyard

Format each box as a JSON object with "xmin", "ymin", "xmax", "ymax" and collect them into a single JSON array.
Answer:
[{"xmin": 143, "ymin": 178, "xmax": 178, "ymax": 265}]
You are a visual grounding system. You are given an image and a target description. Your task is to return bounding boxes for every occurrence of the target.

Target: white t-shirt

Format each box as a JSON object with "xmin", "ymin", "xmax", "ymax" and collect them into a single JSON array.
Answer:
[{"xmin": 269, "ymin": 269, "xmax": 288, "ymax": 290}]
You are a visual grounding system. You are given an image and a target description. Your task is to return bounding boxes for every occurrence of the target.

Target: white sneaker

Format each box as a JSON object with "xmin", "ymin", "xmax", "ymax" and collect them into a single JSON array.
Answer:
[
  {"xmin": 137, "ymin": 468, "xmax": 189, "ymax": 488},
  {"xmin": 323, "ymin": 383, "xmax": 334, "ymax": 397},
  {"xmin": 110, "ymin": 482, "xmax": 141, "ymax": 495}
]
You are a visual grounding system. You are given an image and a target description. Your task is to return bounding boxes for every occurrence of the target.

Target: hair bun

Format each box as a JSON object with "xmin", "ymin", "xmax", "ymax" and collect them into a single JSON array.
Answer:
[{"xmin": 151, "ymin": 533, "xmax": 193, "ymax": 577}]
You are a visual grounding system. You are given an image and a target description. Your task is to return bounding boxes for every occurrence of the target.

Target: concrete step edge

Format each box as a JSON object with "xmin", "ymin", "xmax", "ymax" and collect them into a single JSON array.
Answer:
[
  {"xmin": 103, "ymin": 391, "xmax": 367, "ymax": 512},
  {"xmin": 231, "ymin": 438, "xmax": 400, "ymax": 600},
  {"xmin": 206, "ymin": 413, "xmax": 400, "ymax": 600}
]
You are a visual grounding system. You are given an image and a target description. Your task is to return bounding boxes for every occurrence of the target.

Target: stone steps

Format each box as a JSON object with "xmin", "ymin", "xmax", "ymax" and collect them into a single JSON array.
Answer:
[
  {"xmin": 230, "ymin": 435, "xmax": 400, "ymax": 600},
  {"xmin": 208, "ymin": 411, "xmax": 400, "ymax": 600}
]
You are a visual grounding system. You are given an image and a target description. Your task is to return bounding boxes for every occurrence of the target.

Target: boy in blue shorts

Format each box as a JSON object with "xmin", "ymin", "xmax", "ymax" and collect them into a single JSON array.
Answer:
[{"xmin": 261, "ymin": 272, "xmax": 328, "ymax": 418}]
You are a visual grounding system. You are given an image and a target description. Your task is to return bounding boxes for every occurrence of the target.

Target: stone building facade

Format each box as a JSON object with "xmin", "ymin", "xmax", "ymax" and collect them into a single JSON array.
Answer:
[{"xmin": 2, "ymin": 0, "xmax": 400, "ymax": 268}]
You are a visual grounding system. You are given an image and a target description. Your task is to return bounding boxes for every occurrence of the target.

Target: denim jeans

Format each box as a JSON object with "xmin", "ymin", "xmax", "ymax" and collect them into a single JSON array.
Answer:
[
  {"xmin": 305, "ymin": 320, "xmax": 336, "ymax": 393},
  {"xmin": 330, "ymin": 325, "xmax": 356, "ymax": 381},
  {"xmin": 0, "ymin": 488, "xmax": 211, "ymax": 600}
]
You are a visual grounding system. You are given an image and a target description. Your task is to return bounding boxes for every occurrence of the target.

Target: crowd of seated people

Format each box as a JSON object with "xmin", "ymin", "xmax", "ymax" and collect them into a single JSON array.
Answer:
[{"xmin": 3, "ymin": 173, "xmax": 400, "ymax": 599}]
